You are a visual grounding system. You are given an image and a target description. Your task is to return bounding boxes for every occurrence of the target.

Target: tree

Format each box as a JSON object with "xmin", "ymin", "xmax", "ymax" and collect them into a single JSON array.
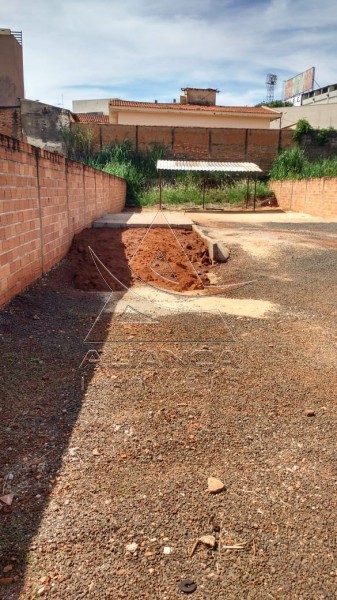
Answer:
[{"xmin": 255, "ymin": 100, "xmax": 293, "ymax": 108}]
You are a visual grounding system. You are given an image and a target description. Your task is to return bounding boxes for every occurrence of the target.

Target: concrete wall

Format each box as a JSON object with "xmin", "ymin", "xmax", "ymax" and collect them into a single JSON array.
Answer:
[
  {"xmin": 270, "ymin": 103, "xmax": 337, "ymax": 129},
  {"xmin": 182, "ymin": 88, "xmax": 217, "ymax": 106},
  {"xmin": 0, "ymin": 100, "xmax": 74, "ymax": 153},
  {"xmin": 0, "ymin": 31, "xmax": 24, "ymax": 107},
  {"xmin": 270, "ymin": 177, "xmax": 337, "ymax": 218},
  {"xmin": 110, "ymin": 107, "xmax": 277, "ymax": 129},
  {"xmin": 21, "ymin": 99, "xmax": 72, "ymax": 154},
  {"xmin": 72, "ymin": 123, "xmax": 295, "ymax": 172},
  {"xmin": 302, "ymin": 83, "xmax": 337, "ymax": 106},
  {"xmin": 0, "ymin": 134, "xmax": 126, "ymax": 307}
]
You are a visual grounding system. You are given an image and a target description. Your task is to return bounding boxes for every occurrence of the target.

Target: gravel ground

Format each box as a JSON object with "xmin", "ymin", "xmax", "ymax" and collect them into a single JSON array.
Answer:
[{"xmin": 1, "ymin": 217, "xmax": 336, "ymax": 599}]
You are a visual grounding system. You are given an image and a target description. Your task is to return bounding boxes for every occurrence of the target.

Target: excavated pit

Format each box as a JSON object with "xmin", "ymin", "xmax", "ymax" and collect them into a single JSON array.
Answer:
[{"xmin": 67, "ymin": 227, "xmax": 213, "ymax": 293}]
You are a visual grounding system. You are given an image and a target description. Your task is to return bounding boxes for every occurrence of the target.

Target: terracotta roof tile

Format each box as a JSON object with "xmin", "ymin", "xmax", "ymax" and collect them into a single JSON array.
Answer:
[
  {"xmin": 109, "ymin": 100, "xmax": 279, "ymax": 116},
  {"xmin": 73, "ymin": 113, "xmax": 109, "ymax": 123}
]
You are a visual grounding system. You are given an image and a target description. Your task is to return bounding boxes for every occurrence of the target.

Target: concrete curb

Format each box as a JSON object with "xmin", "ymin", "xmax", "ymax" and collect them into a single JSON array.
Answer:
[
  {"xmin": 192, "ymin": 224, "xmax": 230, "ymax": 264},
  {"xmin": 92, "ymin": 212, "xmax": 193, "ymax": 229},
  {"xmin": 93, "ymin": 221, "xmax": 192, "ymax": 230}
]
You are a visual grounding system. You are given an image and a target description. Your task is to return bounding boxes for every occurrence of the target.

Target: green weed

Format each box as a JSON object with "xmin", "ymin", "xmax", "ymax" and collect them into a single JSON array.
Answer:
[
  {"xmin": 270, "ymin": 148, "xmax": 337, "ymax": 180},
  {"xmin": 60, "ymin": 133, "xmax": 272, "ymax": 207},
  {"xmin": 139, "ymin": 179, "xmax": 271, "ymax": 208},
  {"xmin": 292, "ymin": 118, "xmax": 337, "ymax": 146}
]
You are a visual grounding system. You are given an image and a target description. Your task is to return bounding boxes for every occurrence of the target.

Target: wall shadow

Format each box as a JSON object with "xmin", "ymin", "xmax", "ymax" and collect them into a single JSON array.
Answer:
[
  {"xmin": 0, "ymin": 228, "xmax": 131, "ymax": 598},
  {"xmin": 184, "ymin": 208, "xmax": 285, "ymax": 214}
]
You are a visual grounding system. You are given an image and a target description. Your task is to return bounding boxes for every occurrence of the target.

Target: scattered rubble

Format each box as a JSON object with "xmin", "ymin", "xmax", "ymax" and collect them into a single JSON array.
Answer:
[
  {"xmin": 207, "ymin": 477, "xmax": 225, "ymax": 494},
  {"xmin": 179, "ymin": 578, "xmax": 197, "ymax": 594},
  {"xmin": 0, "ymin": 494, "xmax": 14, "ymax": 506},
  {"xmin": 125, "ymin": 543, "xmax": 138, "ymax": 554},
  {"xmin": 305, "ymin": 409, "xmax": 316, "ymax": 417},
  {"xmin": 198, "ymin": 535, "xmax": 216, "ymax": 549}
]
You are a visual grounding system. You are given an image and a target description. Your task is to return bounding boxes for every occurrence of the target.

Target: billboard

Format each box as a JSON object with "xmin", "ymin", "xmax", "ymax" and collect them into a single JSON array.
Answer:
[{"xmin": 284, "ymin": 67, "xmax": 315, "ymax": 100}]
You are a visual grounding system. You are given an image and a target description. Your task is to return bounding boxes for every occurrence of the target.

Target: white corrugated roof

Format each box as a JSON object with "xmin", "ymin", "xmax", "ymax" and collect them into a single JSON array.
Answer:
[{"xmin": 157, "ymin": 160, "xmax": 262, "ymax": 172}]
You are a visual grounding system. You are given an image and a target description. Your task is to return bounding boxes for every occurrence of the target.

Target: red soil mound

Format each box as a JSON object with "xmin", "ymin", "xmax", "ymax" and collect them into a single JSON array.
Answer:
[{"xmin": 67, "ymin": 227, "xmax": 211, "ymax": 293}]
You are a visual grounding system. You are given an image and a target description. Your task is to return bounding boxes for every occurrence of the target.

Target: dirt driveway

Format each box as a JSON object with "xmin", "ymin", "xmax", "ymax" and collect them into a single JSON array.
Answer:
[{"xmin": 1, "ymin": 211, "xmax": 336, "ymax": 599}]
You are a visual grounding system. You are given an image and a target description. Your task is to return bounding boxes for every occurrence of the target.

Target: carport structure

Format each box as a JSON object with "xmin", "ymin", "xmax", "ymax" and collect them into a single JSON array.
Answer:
[{"xmin": 156, "ymin": 160, "xmax": 262, "ymax": 211}]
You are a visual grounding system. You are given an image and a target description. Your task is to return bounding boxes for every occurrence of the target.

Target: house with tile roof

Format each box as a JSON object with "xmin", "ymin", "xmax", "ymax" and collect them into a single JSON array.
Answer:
[
  {"xmin": 73, "ymin": 88, "xmax": 281, "ymax": 129},
  {"xmin": 74, "ymin": 113, "xmax": 109, "ymax": 124}
]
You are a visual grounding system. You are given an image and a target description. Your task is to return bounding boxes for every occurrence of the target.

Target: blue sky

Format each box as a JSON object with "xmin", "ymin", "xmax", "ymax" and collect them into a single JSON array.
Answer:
[{"xmin": 1, "ymin": 0, "xmax": 337, "ymax": 110}]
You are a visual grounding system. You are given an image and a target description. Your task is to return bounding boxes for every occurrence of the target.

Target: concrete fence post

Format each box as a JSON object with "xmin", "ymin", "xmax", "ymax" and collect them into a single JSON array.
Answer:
[{"xmin": 34, "ymin": 147, "xmax": 45, "ymax": 274}]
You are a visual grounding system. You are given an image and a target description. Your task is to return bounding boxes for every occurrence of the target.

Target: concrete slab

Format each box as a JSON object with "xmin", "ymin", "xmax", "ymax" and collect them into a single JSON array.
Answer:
[
  {"xmin": 93, "ymin": 209, "xmax": 337, "ymax": 231},
  {"xmin": 93, "ymin": 211, "xmax": 193, "ymax": 229},
  {"xmin": 187, "ymin": 209, "xmax": 337, "ymax": 226}
]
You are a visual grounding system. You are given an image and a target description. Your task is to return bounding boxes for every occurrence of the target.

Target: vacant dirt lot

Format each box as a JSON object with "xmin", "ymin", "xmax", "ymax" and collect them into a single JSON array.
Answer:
[{"xmin": 1, "ymin": 213, "xmax": 336, "ymax": 599}]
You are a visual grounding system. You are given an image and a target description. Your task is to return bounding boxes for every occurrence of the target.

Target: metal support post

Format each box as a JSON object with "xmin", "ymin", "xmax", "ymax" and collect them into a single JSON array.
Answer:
[
  {"xmin": 246, "ymin": 175, "xmax": 250, "ymax": 209},
  {"xmin": 202, "ymin": 174, "xmax": 206, "ymax": 209},
  {"xmin": 253, "ymin": 175, "xmax": 257, "ymax": 212}
]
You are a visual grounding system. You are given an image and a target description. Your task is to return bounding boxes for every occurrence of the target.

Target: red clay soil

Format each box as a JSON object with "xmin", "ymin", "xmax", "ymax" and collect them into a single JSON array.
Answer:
[{"xmin": 67, "ymin": 227, "xmax": 211, "ymax": 293}]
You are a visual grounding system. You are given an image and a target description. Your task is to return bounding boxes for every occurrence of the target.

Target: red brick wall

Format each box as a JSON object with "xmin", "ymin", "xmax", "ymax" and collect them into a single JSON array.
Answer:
[
  {"xmin": 270, "ymin": 177, "xmax": 337, "ymax": 218},
  {"xmin": 73, "ymin": 123, "xmax": 295, "ymax": 172},
  {"xmin": 246, "ymin": 130, "xmax": 281, "ymax": 172},
  {"xmin": 0, "ymin": 107, "xmax": 22, "ymax": 140},
  {"xmin": 0, "ymin": 134, "xmax": 126, "ymax": 307},
  {"xmin": 210, "ymin": 128, "xmax": 246, "ymax": 161}
]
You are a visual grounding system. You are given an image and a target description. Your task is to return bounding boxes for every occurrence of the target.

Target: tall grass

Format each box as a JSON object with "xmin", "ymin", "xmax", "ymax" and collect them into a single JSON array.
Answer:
[
  {"xmin": 60, "ymin": 129, "xmax": 273, "ymax": 206},
  {"xmin": 270, "ymin": 147, "xmax": 337, "ymax": 180},
  {"xmin": 138, "ymin": 179, "xmax": 271, "ymax": 208},
  {"xmin": 303, "ymin": 157, "xmax": 337, "ymax": 178},
  {"xmin": 89, "ymin": 140, "xmax": 169, "ymax": 203},
  {"xmin": 87, "ymin": 140, "xmax": 272, "ymax": 206},
  {"xmin": 60, "ymin": 126, "xmax": 337, "ymax": 203},
  {"xmin": 59, "ymin": 124, "xmax": 95, "ymax": 163},
  {"xmin": 269, "ymin": 147, "xmax": 306, "ymax": 180}
]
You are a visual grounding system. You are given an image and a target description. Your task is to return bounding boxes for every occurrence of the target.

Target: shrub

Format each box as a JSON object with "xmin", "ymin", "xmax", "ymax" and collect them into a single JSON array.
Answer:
[
  {"xmin": 315, "ymin": 127, "xmax": 333, "ymax": 146},
  {"xmin": 269, "ymin": 147, "xmax": 307, "ymax": 179},
  {"xmin": 270, "ymin": 148, "xmax": 337, "ymax": 180},
  {"xmin": 58, "ymin": 124, "xmax": 95, "ymax": 162},
  {"xmin": 293, "ymin": 119, "xmax": 337, "ymax": 146},
  {"xmin": 90, "ymin": 141, "xmax": 171, "ymax": 204},
  {"xmin": 59, "ymin": 132, "xmax": 272, "ymax": 207},
  {"xmin": 138, "ymin": 178, "xmax": 271, "ymax": 208},
  {"xmin": 293, "ymin": 118, "xmax": 314, "ymax": 141}
]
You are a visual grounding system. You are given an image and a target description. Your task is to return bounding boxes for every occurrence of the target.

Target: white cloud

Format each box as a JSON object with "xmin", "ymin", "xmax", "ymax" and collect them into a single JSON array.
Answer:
[{"xmin": 1, "ymin": 0, "xmax": 336, "ymax": 108}]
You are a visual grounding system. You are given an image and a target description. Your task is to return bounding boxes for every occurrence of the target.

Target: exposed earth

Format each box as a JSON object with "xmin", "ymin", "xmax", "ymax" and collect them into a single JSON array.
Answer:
[
  {"xmin": 67, "ymin": 227, "xmax": 212, "ymax": 292},
  {"xmin": 1, "ymin": 212, "xmax": 336, "ymax": 599}
]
